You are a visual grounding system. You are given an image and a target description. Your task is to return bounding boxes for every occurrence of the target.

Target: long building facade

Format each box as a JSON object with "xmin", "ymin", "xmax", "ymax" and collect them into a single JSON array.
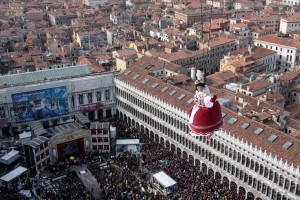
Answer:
[
  {"xmin": 115, "ymin": 68, "xmax": 300, "ymax": 200},
  {"xmin": 0, "ymin": 62, "xmax": 300, "ymax": 199},
  {"xmin": 0, "ymin": 65, "xmax": 117, "ymax": 133}
]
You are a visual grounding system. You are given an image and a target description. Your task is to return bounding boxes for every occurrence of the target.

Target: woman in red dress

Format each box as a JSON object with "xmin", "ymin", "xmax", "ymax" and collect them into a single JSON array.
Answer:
[{"xmin": 188, "ymin": 72, "xmax": 223, "ymax": 140}]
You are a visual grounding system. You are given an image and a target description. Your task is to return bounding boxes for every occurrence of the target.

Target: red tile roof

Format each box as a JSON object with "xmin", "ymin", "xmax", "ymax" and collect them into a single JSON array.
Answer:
[
  {"xmin": 256, "ymin": 34, "xmax": 300, "ymax": 48},
  {"xmin": 117, "ymin": 65, "xmax": 300, "ymax": 167}
]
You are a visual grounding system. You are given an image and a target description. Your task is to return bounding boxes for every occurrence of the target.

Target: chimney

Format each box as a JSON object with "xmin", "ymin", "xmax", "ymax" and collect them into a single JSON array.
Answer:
[
  {"xmin": 249, "ymin": 75, "xmax": 254, "ymax": 82},
  {"xmin": 191, "ymin": 67, "xmax": 196, "ymax": 80},
  {"xmin": 264, "ymin": 94, "xmax": 267, "ymax": 101},
  {"xmin": 247, "ymin": 86, "xmax": 250, "ymax": 91},
  {"xmin": 146, "ymin": 37, "xmax": 150, "ymax": 50},
  {"xmin": 257, "ymin": 100, "xmax": 261, "ymax": 107},
  {"xmin": 274, "ymin": 98, "xmax": 277, "ymax": 103}
]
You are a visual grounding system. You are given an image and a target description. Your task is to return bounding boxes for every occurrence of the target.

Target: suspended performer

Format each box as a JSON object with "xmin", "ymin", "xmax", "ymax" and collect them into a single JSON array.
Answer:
[{"xmin": 188, "ymin": 70, "xmax": 223, "ymax": 140}]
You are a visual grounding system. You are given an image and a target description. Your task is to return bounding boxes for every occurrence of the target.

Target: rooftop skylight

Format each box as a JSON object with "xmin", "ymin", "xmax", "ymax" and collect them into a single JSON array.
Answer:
[{"xmin": 254, "ymin": 128, "xmax": 264, "ymax": 135}]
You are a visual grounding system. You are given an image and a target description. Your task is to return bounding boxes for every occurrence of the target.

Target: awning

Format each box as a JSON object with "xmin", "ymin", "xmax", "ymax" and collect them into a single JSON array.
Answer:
[
  {"xmin": 152, "ymin": 171, "xmax": 177, "ymax": 188},
  {"xmin": 30, "ymin": 121, "xmax": 47, "ymax": 136},
  {"xmin": 116, "ymin": 139, "xmax": 140, "ymax": 145},
  {"xmin": 0, "ymin": 166, "xmax": 27, "ymax": 182},
  {"xmin": 75, "ymin": 112, "xmax": 90, "ymax": 124}
]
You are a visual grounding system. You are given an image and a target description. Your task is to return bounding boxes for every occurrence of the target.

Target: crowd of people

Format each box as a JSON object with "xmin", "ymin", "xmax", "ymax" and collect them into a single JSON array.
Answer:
[
  {"xmin": 27, "ymin": 117, "xmax": 248, "ymax": 199},
  {"xmin": 0, "ymin": 185, "xmax": 29, "ymax": 200},
  {"xmin": 36, "ymin": 172, "xmax": 94, "ymax": 200},
  {"xmin": 87, "ymin": 118, "xmax": 247, "ymax": 199}
]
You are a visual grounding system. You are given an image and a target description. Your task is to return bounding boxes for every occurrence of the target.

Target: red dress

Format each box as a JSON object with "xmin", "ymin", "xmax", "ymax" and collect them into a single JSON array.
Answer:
[{"xmin": 188, "ymin": 95, "xmax": 223, "ymax": 138}]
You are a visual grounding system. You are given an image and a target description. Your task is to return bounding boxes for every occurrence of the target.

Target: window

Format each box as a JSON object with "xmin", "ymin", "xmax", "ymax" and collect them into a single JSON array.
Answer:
[
  {"xmin": 161, "ymin": 86, "xmax": 168, "ymax": 92},
  {"xmin": 97, "ymin": 91, "xmax": 102, "ymax": 101},
  {"xmin": 88, "ymin": 93, "xmax": 93, "ymax": 103},
  {"xmin": 187, "ymin": 98, "xmax": 194, "ymax": 104},
  {"xmin": 151, "ymin": 83, "xmax": 159, "ymax": 88},
  {"xmin": 124, "ymin": 70, "xmax": 131, "ymax": 75},
  {"xmin": 178, "ymin": 94, "xmax": 186, "ymax": 100},
  {"xmin": 133, "ymin": 74, "xmax": 140, "ymax": 79},
  {"xmin": 142, "ymin": 78, "xmax": 149, "ymax": 84},
  {"xmin": 78, "ymin": 94, "xmax": 83, "ymax": 104},
  {"xmin": 241, "ymin": 123, "xmax": 250, "ymax": 129},
  {"xmin": 222, "ymin": 112, "xmax": 227, "ymax": 118},
  {"xmin": 268, "ymin": 134, "xmax": 278, "ymax": 142},
  {"xmin": 254, "ymin": 128, "xmax": 264, "ymax": 135},
  {"xmin": 0, "ymin": 107, "xmax": 6, "ymax": 119},
  {"xmin": 283, "ymin": 141, "xmax": 293, "ymax": 150},
  {"xmin": 228, "ymin": 117, "xmax": 238, "ymax": 125},
  {"xmin": 105, "ymin": 89, "xmax": 110, "ymax": 100},
  {"xmin": 169, "ymin": 90, "xmax": 177, "ymax": 96}
]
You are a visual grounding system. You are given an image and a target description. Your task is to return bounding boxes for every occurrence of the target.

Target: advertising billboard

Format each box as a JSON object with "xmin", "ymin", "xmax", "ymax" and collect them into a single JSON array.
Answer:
[{"xmin": 12, "ymin": 86, "xmax": 69, "ymax": 123}]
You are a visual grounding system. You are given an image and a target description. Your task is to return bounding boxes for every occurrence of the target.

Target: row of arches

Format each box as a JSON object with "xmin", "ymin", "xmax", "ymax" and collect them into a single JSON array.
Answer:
[{"xmin": 116, "ymin": 90, "xmax": 299, "ymax": 200}]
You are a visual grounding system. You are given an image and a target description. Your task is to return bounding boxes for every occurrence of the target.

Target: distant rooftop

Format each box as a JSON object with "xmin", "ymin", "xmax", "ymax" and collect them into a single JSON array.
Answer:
[{"xmin": 0, "ymin": 65, "xmax": 91, "ymax": 87}]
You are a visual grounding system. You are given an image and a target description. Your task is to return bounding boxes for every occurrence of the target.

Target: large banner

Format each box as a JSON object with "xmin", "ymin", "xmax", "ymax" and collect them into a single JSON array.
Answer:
[{"xmin": 12, "ymin": 86, "xmax": 69, "ymax": 123}]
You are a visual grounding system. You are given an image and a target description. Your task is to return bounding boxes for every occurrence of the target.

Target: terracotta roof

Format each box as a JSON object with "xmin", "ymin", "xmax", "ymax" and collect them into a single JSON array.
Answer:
[
  {"xmin": 256, "ymin": 91, "xmax": 285, "ymax": 104},
  {"xmin": 26, "ymin": 8, "xmax": 42, "ymax": 14},
  {"xmin": 255, "ymin": 34, "xmax": 300, "ymax": 48},
  {"xmin": 130, "ymin": 56, "xmax": 182, "ymax": 72},
  {"xmin": 280, "ymin": 71, "xmax": 299, "ymax": 84},
  {"xmin": 159, "ymin": 50, "xmax": 194, "ymax": 62},
  {"xmin": 286, "ymin": 103, "xmax": 300, "ymax": 119},
  {"xmin": 232, "ymin": 46, "xmax": 276, "ymax": 60},
  {"xmin": 233, "ymin": 23, "xmax": 248, "ymax": 28},
  {"xmin": 117, "ymin": 67, "xmax": 300, "ymax": 167},
  {"xmin": 241, "ymin": 78, "xmax": 272, "ymax": 92},
  {"xmin": 282, "ymin": 15, "xmax": 300, "ymax": 22},
  {"xmin": 290, "ymin": 82, "xmax": 300, "ymax": 92},
  {"xmin": 207, "ymin": 36, "xmax": 236, "ymax": 48},
  {"xmin": 206, "ymin": 71, "xmax": 238, "ymax": 87},
  {"xmin": 77, "ymin": 56, "xmax": 106, "ymax": 73}
]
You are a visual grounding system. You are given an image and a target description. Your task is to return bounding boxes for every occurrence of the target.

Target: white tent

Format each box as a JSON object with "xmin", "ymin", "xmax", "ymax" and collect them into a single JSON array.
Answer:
[
  {"xmin": 151, "ymin": 171, "xmax": 177, "ymax": 196},
  {"xmin": 0, "ymin": 150, "xmax": 21, "ymax": 165},
  {"xmin": 18, "ymin": 131, "xmax": 31, "ymax": 144},
  {"xmin": 152, "ymin": 171, "xmax": 177, "ymax": 188},
  {"xmin": 116, "ymin": 139, "xmax": 140, "ymax": 153},
  {"xmin": 0, "ymin": 166, "xmax": 28, "ymax": 182}
]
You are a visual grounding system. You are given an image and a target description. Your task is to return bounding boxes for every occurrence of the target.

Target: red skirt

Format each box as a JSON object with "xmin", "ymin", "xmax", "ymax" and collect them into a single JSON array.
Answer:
[{"xmin": 188, "ymin": 100, "xmax": 223, "ymax": 136}]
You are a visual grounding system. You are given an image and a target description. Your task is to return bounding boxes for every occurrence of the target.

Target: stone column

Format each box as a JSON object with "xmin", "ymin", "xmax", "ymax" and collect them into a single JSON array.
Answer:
[
  {"xmin": 68, "ymin": 96, "xmax": 72, "ymax": 111},
  {"xmin": 110, "ymin": 88, "xmax": 113, "ymax": 100},
  {"xmin": 75, "ymin": 94, "xmax": 79, "ymax": 109},
  {"xmin": 92, "ymin": 91, "xmax": 97, "ymax": 103},
  {"xmin": 94, "ymin": 110, "xmax": 98, "ymax": 120},
  {"xmin": 83, "ymin": 93, "xmax": 88, "ymax": 104},
  {"xmin": 103, "ymin": 108, "xmax": 106, "ymax": 118}
]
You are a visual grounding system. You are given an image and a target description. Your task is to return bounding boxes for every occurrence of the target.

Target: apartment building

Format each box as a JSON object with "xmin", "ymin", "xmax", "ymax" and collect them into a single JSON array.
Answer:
[
  {"xmin": 254, "ymin": 34, "xmax": 300, "ymax": 71},
  {"xmin": 280, "ymin": 15, "xmax": 300, "ymax": 34}
]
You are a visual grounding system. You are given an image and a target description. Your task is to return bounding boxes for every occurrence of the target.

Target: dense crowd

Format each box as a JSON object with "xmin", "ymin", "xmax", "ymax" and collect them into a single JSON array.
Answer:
[
  {"xmin": 87, "ymin": 118, "xmax": 247, "ymax": 199},
  {"xmin": 30, "ymin": 117, "xmax": 248, "ymax": 199},
  {"xmin": 0, "ymin": 185, "xmax": 29, "ymax": 200},
  {"xmin": 36, "ymin": 172, "xmax": 95, "ymax": 200}
]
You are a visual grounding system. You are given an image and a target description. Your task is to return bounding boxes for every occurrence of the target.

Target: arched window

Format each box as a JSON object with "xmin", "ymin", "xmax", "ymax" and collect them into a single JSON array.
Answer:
[
  {"xmin": 254, "ymin": 162, "xmax": 259, "ymax": 172},
  {"xmin": 274, "ymin": 172, "xmax": 279, "ymax": 184},
  {"xmin": 264, "ymin": 167, "xmax": 269, "ymax": 178},
  {"xmin": 269, "ymin": 169, "xmax": 274, "ymax": 181},
  {"xmin": 237, "ymin": 152, "xmax": 241, "ymax": 162},
  {"xmin": 290, "ymin": 181, "xmax": 295, "ymax": 193},
  {"xmin": 279, "ymin": 175, "xmax": 284, "ymax": 187},
  {"xmin": 284, "ymin": 178, "xmax": 290, "ymax": 190}
]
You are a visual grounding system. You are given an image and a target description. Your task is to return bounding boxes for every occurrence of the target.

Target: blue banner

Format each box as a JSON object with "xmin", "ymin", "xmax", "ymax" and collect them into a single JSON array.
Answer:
[{"xmin": 12, "ymin": 86, "xmax": 69, "ymax": 123}]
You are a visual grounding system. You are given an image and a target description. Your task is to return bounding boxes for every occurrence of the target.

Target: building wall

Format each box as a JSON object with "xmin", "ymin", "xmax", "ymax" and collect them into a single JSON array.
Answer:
[
  {"xmin": 279, "ymin": 20, "xmax": 300, "ymax": 34},
  {"xmin": 116, "ymin": 58, "xmax": 128, "ymax": 71},
  {"xmin": 0, "ymin": 72, "xmax": 117, "ymax": 128},
  {"xmin": 114, "ymin": 77, "xmax": 300, "ymax": 200},
  {"xmin": 254, "ymin": 40, "xmax": 300, "ymax": 71}
]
